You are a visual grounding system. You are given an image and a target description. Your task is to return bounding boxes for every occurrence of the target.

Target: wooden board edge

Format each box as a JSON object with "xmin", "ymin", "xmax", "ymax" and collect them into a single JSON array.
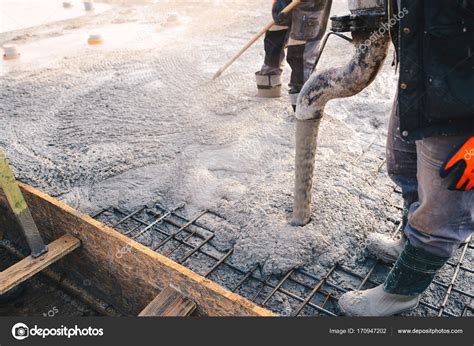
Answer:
[
  {"xmin": 17, "ymin": 182, "xmax": 276, "ymax": 317},
  {"xmin": 138, "ymin": 286, "xmax": 197, "ymax": 317}
]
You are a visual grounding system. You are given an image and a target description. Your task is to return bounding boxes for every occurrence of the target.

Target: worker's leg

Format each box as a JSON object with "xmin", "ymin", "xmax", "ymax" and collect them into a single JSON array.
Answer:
[
  {"xmin": 405, "ymin": 135, "xmax": 473, "ymax": 257},
  {"xmin": 386, "ymin": 94, "xmax": 419, "ymax": 211},
  {"xmin": 373, "ymin": 135, "xmax": 473, "ymax": 312},
  {"xmin": 340, "ymin": 135, "xmax": 473, "ymax": 316},
  {"xmin": 262, "ymin": 26, "xmax": 289, "ymax": 73},
  {"xmin": 287, "ymin": 0, "xmax": 332, "ymax": 109},
  {"xmin": 286, "ymin": 39, "xmax": 306, "ymax": 108},
  {"xmin": 339, "ymin": 241, "xmax": 448, "ymax": 316},
  {"xmin": 256, "ymin": 26, "xmax": 289, "ymax": 98},
  {"xmin": 367, "ymin": 95, "xmax": 418, "ymax": 262}
]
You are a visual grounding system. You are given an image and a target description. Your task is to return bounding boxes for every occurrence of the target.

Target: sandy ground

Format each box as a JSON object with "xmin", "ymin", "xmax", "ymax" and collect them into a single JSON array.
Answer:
[
  {"xmin": 1, "ymin": 0, "xmax": 402, "ymax": 276},
  {"xmin": 0, "ymin": 0, "xmax": 110, "ymax": 33}
]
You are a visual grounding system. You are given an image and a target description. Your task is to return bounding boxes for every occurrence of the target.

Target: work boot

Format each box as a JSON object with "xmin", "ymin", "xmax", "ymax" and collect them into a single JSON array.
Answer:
[
  {"xmin": 338, "ymin": 284, "xmax": 419, "ymax": 316},
  {"xmin": 289, "ymin": 91, "xmax": 299, "ymax": 112},
  {"xmin": 255, "ymin": 71, "xmax": 282, "ymax": 98},
  {"xmin": 339, "ymin": 242, "xmax": 449, "ymax": 316},
  {"xmin": 366, "ymin": 233, "xmax": 406, "ymax": 263},
  {"xmin": 289, "ymin": 84, "xmax": 301, "ymax": 112},
  {"xmin": 366, "ymin": 207, "xmax": 409, "ymax": 263}
]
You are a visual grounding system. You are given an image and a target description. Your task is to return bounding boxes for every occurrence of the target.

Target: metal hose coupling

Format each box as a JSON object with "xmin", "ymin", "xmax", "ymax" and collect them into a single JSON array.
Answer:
[{"xmin": 291, "ymin": 0, "xmax": 390, "ymax": 226}]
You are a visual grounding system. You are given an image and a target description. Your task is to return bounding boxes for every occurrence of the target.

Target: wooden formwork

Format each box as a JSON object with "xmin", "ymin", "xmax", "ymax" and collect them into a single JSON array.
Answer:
[{"xmin": 0, "ymin": 183, "xmax": 274, "ymax": 317}]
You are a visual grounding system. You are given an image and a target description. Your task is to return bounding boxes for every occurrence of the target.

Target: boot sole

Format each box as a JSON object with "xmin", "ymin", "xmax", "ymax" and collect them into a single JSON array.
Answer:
[
  {"xmin": 339, "ymin": 299, "xmax": 419, "ymax": 317},
  {"xmin": 257, "ymin": 87, "xmax": 282, "ymax": 98}
]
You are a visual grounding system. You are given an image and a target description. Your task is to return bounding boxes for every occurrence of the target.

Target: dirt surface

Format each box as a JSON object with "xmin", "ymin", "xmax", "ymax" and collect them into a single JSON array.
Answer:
[
  {"xmin": 1, "ymin": 0, "xmax": 111, "ymax": 33},
  {"xmin": 0, "ymin": 0, "xmax": 427, "ymax": 285}
]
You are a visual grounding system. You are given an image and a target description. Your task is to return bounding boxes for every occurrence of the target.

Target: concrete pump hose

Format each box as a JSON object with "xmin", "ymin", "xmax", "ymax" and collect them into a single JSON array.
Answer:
[
  {"xmin": 291, "ymin": 32, "xmax": 390, "ymax": 226},
  {"xmin": 292, "ymin": 118, "xmax": 322, "ymax": 226}
]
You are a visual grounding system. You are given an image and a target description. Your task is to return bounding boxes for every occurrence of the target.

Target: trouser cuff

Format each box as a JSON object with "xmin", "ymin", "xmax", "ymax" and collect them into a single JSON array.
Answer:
[
  {"xmin": 287, "ymin": 44, "xmax": 305, "ymax": 89},
  {"xmin": 264, "ymin": 29, "xmax": 288, "ymax": 68},
  {"xmin": 289, "ymin": 92, "xmax": 299, "ymax": 106}
]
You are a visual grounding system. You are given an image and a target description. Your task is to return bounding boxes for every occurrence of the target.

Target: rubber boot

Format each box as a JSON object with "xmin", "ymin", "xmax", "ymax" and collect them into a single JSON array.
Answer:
[
  {"xmin": 289, "ymin": 91, "xmax": 299, "ymax": 112},
  {"xmin": 339, "ymin": 243, "xmax": 448, "ymax": 316},
  {"xmin": 287, "ymin": 43, "xmax": 304, "ymax": 113},
  {"xmin": 367, "ymin": 234, "xmax": 406, "ymax": 263},
  {"xmin": 366, "ymin": 207, "xmax": 410, "ymax": 263},
  {"xmin": 255, "ymin": 71, "xmax": 283, "ymax": 98}
]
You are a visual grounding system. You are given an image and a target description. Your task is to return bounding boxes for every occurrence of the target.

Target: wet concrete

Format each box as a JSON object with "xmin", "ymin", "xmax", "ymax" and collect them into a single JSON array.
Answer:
[{"xmin": 0, "ymin": 0, "xmax": 443, "ymax": 296}]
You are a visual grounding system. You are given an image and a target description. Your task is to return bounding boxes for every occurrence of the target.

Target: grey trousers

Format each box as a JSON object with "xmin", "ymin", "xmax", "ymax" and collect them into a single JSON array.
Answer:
[
  {"xmin": 387, "ymin": 97, "xmax": 474, "ymax": 257},
  {"xmin": 260, "ymin": 0, "xmax": 332, "ymax": 103}
]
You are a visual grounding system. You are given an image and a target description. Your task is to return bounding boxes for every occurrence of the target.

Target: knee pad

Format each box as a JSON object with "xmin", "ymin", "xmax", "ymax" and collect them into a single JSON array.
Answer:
[
  {"xmin": 286, "ymin": 44, "xmax": 305, "ymax": 92},
  {"xmin": 264, "ymin": 29, "xmax": 288, "ymax": 68}
]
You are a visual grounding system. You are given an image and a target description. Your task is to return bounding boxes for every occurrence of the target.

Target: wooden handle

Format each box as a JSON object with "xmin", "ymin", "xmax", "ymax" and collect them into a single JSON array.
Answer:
[{"xmin": 212, "ymin": 0, "xmax": 301, "ymax": 80}]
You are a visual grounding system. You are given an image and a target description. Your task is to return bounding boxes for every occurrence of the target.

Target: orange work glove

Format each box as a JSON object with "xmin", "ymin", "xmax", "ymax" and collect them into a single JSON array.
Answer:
[{"xmin": 440, "ymin": 137, "xmax": 474, "ymax": 191}]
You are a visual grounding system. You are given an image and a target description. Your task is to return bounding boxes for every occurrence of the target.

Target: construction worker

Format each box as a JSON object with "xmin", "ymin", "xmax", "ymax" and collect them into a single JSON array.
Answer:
[
  {"xmin": 255, "ymin": 0, "xmax": 332, "ymax": 110},
  {"xmin": 338, "ymin": 0, "xmax": 474, "ymax": 316}
]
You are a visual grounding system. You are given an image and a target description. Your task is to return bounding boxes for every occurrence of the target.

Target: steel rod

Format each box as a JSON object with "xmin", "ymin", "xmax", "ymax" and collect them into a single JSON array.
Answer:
[
  {"xmin": 438, "ymin": 240, "xmax": 470, "ymax": 317},
  {"xmin": 97, "ymin": 204, "xmax": 471, "ymax": 318},
  {"xmin": 111, "ymin": 206, "xmax": 146, "ymax": 228},
  {"xmin": 231, "ymin": 265, "xmax": 260, "ymax": 292},
  {"xmin": 154, "ymin": 205, "xmax": 215, "ymax": 234},
  {"xmin": 131, "ymin": 205, "xmax": 183, "ymax": 239},
  {"xmin": 178, "ymin": 234, "xmax": 214, "ymax": 264},
  {"xmin": 205, "ymin": 249, "xmax": 234, "ymax": 278},
  {"xmin": 163, "ymin": 227, "xmax": 203, "ymax": 257},
  {"xmin": 292, "ymin": 264, "xmax": 338, "ymax": 316},
  {"xmin": 251, "ymin": 276, "xmax": 271, "ymax": 303},
  {"xmin": 152, "ymin": 210, "xmax": 208, "ymax": 250},
  {"xmin": 261, "ymin": 269, "xmax": 295, "ymax": 306}
]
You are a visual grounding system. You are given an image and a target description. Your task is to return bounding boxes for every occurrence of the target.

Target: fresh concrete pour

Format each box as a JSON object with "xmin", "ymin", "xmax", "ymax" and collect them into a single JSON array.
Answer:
[{"xmin": 0, "ymin": 0, "xmax": 470, "ymax": 315}]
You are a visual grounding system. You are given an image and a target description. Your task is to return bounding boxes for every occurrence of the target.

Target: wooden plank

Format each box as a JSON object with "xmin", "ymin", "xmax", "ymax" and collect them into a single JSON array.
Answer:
[
  {"xmin": 2, "ymin": 240, "xmax": 120, "ymax": 316},
  {"xmin": 0, "ymin": 234, "xmax": 80, "ymax": 295},
  {"xmin": 0, "ymin": 183, "xmax": 275, "ymax": 317},
  {"xmin": 139, "ymin": 286, "xmax": 196, "ymax": 317}
]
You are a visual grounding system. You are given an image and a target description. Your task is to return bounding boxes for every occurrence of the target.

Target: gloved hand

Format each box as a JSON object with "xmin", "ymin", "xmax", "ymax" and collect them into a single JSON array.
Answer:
[
  {"xmin": 272, "ymin": 0, "xmax": 292, "ymax": 26},
  {"xmin": 440, "ymin": 137, "xmax": 474, "ymax": 191}
]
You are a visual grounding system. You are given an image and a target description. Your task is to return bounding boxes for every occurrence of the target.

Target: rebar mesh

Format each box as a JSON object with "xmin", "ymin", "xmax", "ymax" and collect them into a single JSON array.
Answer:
[{"xmin": 93, "ymin": 203, "xmax": 473, "ymax": 317}]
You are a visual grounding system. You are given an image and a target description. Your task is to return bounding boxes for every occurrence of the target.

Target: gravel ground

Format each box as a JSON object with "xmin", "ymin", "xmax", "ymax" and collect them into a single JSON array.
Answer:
[{"xmin": 0, "ymin": 0, "xmax": 470, "ymax": 316}]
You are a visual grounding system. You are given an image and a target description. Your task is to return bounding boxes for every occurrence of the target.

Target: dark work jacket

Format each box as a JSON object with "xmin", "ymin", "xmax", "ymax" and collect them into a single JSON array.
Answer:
[{"xmin": 392, "ymin": 0, "xmax": 474, "ymax": 142}]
